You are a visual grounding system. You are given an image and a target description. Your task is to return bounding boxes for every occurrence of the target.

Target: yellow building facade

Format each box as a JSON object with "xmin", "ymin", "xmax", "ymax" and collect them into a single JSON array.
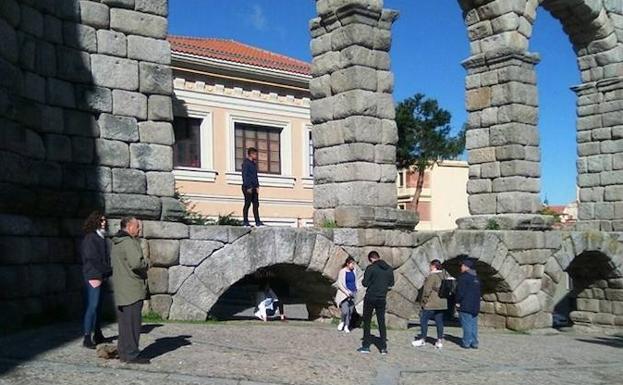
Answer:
[{"xmin": 170, "ymin": 36, "xmax": 469, "ymax": 229}]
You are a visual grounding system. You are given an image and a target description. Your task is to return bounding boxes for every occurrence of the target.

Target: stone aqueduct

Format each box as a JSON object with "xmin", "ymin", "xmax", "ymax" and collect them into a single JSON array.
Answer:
[{"xmin": 1, "ymin": 0, "xmax": 623, "ymax": 331}]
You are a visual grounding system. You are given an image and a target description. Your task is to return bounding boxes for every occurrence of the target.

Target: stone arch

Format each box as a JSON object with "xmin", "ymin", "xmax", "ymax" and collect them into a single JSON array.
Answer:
[
  {"xmin": 209, "ymin": 263, "xmax": 339, "ymax": 320},
  {"xmin": 458, "ymin": 0, "xmax": 623, "ymax": 230},
  {"xmin": 542, "ymin": 232, "xmax": 623, "ymax": 328},
  {"xmin": 167, "ymin": 227, "xmax": 354, "ymax": 321},
  {"xmin": 461, "ymin": 0, "xmax": 621, "ymax": 57},
  {"xmin": 394, "ymin": 231, "xmax": 543, "ymax": 330}
]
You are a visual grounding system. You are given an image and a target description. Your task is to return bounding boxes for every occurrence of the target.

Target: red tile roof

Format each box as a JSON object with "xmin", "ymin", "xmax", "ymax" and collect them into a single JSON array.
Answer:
[
  {"xmin": 168, "ymin": 35, "xmax": 311, "ymax": 76},
  {"xmin": 548, "ymin": 205, "xmax": 567, "ymax": 215}
]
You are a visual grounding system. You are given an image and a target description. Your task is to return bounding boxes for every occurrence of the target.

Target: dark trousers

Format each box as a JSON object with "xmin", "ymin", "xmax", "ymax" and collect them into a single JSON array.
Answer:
[
  {"xmin": 83, "ymin": 281, "xmax": 103, "ymax": 335},
  {"xmin": 116, "ymin": 300, "xmax": 143, "ymax": 361},
  {"xmin": 362, "ymin": 298, "xmax": 387, "ymax": 350},
  {"xmin": 242, "ymin": 187, "xmax": 260, "ymax": 224},
  {"xmin": 419, "ymin": 309, "xmax": 444, "ymax": 340}
]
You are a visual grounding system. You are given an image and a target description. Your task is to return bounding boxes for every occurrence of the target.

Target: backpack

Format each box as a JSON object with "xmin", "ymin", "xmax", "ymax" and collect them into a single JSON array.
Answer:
[{"xmin": 438, "ymin": 273, "xmax": 456, "ymax": 299}]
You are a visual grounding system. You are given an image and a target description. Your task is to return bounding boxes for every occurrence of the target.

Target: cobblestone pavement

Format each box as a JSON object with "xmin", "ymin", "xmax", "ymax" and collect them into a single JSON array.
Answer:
[{"xmin": 0, "ymin": 321, "xmax": 622, "ymax": 385}]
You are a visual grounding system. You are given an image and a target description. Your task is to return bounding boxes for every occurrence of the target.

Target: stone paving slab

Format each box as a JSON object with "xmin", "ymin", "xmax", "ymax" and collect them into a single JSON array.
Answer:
[{"xmin": 0, "ymin": 321, "xmax": 622, "ymax": 385}]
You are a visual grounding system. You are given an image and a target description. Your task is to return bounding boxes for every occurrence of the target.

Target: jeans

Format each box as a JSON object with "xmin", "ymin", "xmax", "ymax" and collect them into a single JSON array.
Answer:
[
  {"xmin": 459, "ymin": 311, "xmax": 479, "ymax": 348},
  {"xmin": 419, "ymin": 309, "xmax": 444, "ymax": 340},
  {"xmin": 83, "ymin": 281, "xmax": 103, "ymax": 336},
  {"xmin": 242, "ymin": 187, "xmax": 261, "ymax": 224},
  {"xmin": 339, "ymin": 298, "xmax": 355, "ymax": 329},
  {"xmin": 362, "ymin": 298, "xmax": 387, "ymax": 350}
]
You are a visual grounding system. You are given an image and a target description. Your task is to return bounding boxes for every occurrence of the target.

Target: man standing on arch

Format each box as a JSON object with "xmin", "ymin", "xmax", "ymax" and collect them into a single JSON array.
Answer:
[
  {"xmin": 358, "ymin": 251, "xmax": 394, "ymax": 355},
  {"xmin": 241, "ymin": 147, "xmax": 264, "ymax": 227}
]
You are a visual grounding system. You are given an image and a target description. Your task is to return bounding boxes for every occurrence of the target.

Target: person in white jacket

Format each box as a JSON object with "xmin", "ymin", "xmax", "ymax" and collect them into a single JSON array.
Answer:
[
  {"xmin": 334, "ymin": 256, "xmax": 359, "ymax": 333},
  {"xmin": 255, "ymin": 281, "xmax": 286, "ymax": 322}
]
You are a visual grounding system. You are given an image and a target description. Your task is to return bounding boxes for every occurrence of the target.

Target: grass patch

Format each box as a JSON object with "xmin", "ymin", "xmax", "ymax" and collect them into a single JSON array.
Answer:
[
  {"xmin": 143, "ymin": 311, "xmax": 221, "ymax": 325},
  {"xmin": 321, "ymin": 220, "xmax": 337, "ymax": 229}
]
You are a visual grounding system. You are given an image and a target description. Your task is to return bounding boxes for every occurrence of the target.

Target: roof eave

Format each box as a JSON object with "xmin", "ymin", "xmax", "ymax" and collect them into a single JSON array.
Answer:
[{"xmin": 171, "ymin": 51, "xmax": 311, "ymax": 86}]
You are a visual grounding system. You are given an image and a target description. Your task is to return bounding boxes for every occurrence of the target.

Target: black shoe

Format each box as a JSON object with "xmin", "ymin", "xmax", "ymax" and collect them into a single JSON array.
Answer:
[
  {"xmin": 121, "ymin": 357, "xmax": 151, "ymax": 365},
  {"xmin": 243, "ymin": 221, "xmax": 252, "ymax": 227},
  {"xmin": 82, "ymin": 335, "xmax": 96, "ymax": 349},
  {"xmin": 357, "ymin": 347, "xmax": 370, "ymax": 354},
  {"xmin": 93, "ymin": 331, "xmax": 106, "ymax": 345},
  {"xmin": 255, "ymin": 221, "xmax": 265, "ymax": 227},
  {"xmin": 380, "ymin": 349, "xmax": 388, "ymax": 355}
]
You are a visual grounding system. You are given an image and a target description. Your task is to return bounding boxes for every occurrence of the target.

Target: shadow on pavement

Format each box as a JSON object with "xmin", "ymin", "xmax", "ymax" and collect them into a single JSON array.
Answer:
[
  {"xmin": 443, "ymin": 334, "xmax": 465, "ymax": 347},
  {"xmin": 575, "ymin": 336, "xmax": 623, "ymax": 349},
  {"xmin": 0, "ymin": 322, "xmax": 88, "ymax": 375},
  {"xmin": 140, "ymin": 335, "xmax": 192, "ymax": 359},
  {"xmin": 141, "ymin": 324, "xmax": 164, "ymax": 334}
]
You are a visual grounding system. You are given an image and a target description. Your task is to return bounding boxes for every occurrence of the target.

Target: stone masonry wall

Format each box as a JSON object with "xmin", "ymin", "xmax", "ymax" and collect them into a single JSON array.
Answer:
[
  {"xmin": 138, "ymin": 223, "xmax": 623, "ymax": 331},
  {"xmin": 0, "ymin": 0, "xmax": 180, "ymax": 329},
  {"xmin": 460, "ymin": 0, "xmax": 623, "ymax": 229}
]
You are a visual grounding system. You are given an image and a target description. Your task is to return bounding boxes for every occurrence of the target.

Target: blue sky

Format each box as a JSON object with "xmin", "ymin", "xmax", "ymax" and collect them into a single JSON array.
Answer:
[{"xmin": 169, "ymin": 0, "xmax": 579, "ymax": 205}]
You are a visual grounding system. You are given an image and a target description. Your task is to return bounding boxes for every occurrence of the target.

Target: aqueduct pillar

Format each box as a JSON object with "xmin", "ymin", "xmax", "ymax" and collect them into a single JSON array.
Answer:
[{"xmin": 309, "ymin": 0, "xmax": 418, "ymax": 229}]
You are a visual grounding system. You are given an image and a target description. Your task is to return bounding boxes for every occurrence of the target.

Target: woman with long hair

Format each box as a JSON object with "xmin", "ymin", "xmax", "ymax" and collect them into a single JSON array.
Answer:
[
  {"xmin": 334, "ymin": 256, "xmax": 359, "ymax": 333},
  {"xmin": 80, "ymin": 210, "xmax": 111, "ymax": 348}
]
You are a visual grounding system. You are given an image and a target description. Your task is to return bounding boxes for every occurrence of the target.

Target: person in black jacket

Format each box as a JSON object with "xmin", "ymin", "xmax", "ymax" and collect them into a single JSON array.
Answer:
[
  {"xmin": 80, "ymin": 210, "xmax": 112, "ymax": 349},
  {"xmin": 358, "ymin": 251, "xmax": 394, "ymax": 355},
  {"xmin": 241, "ymin": 147, "xmax": 264, "ymax": 227},
  {"xmin": 455, "ymin": 257, "xmax": 481, "ymax": 349}
]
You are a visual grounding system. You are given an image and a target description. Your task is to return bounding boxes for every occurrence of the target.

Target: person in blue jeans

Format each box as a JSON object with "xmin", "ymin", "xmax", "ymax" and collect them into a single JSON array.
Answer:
[
  {"xmin": 455, "ymin": 257, "xmax": 481, "ymax": 349},
  {"xmin": 412, "ymin": 259, "xmax": 447, "ymax": 349},
  {"xmin": 80, "ymin": 211, "xmax": 111, "ymax": 349}
]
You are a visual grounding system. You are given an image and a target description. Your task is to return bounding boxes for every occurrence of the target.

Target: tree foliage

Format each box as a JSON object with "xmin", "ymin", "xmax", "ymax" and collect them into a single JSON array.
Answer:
[{"xmin": 395, "ymin": 93, "xmax": 466, "ymax": 208}]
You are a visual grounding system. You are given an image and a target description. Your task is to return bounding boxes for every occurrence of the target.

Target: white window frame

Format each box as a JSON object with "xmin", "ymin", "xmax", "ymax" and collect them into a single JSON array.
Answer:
[
  {"xmin": 302, "ymin": 124, "xmax": 314, "ymax": 189},
  {"xmin": 397, "ymin": 169, "xmax": 405, "ymax": 188},
  {"xmin": 172, "ymin": 111, "xmax": 217, "ymax": 183},
  {"xmin": 225, "ymin": 113, "xmax": 295, "ymax": 188}
]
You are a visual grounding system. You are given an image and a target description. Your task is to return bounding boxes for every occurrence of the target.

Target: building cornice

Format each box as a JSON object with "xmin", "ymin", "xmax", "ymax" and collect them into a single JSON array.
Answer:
[{"xmin": 172, "ymin": 52, "xmax": 311, "ymax": 88}]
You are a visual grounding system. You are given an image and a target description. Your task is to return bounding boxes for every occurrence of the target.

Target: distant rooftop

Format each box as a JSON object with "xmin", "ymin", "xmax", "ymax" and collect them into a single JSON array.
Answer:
[{"xmin": 167, "ymin": 35, "xmax": 311, "ymax": 76}]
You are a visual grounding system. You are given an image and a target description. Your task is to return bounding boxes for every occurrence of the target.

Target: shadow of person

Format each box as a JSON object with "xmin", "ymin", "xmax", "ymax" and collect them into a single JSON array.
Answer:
[
  {"xmin": 443, "ymin": 334, "xmax": 464, "ymax": 347},
  {"xmin": 141, "ymin": 324, "xmax": 164, "ymax": 334},
  {"xmin": 140, "ymin": 335, "xmax": 192, "ymax": 359},
  {"xmin": 575, "ymin": 336, "xmax": 623, "ymax": 349},
  {"xmin": 362, "ymin": 335, "xmax": 386, "ymax": 352}
]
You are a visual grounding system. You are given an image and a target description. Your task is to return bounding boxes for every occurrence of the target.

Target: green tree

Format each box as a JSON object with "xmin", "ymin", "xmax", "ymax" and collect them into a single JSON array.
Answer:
[{"xmin": 396, "ymin": 93, "xmax": 466, "ymax": 210}]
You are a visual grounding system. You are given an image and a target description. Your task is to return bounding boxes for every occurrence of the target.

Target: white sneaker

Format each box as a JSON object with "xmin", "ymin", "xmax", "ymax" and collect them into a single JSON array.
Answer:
[
  {"xmin": 411, "ymin": 339, "xmax": 426, "ymax": 347},
  {"xmin": 435, "ymin": 340, "xmax": 443, "ymax": 349},
  {"xmin": 337, "ymin": 322, "xmax": 344, "ymax": 331},
  {"xmin": 344, "ymin": 327, "xmax": 350, "ymax": 333}
]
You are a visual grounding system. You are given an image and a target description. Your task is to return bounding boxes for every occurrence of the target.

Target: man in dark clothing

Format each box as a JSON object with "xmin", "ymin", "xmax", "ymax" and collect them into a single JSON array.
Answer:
[
  {"xmin": 358, "ymin": 251, "xmax": 394, "ymax": 355},
  {"xmin": 111, "ymin": 217, "xmax": 150, "ymax": 364},
  {"xmin": 455, "ymin": 257, "xmax": 481, "ymax": 349},
  {"xmin": 241, "ymin": 147, "xmax": 264, "ymax": 227}
]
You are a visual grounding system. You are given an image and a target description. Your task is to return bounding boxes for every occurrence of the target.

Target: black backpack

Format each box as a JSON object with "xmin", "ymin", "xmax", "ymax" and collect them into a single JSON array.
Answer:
[{"xmin": 438, "ymin": 273, "xmax": 456, "ymax": 299}]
